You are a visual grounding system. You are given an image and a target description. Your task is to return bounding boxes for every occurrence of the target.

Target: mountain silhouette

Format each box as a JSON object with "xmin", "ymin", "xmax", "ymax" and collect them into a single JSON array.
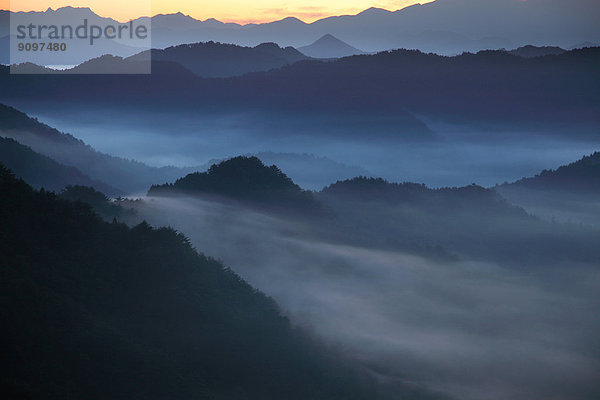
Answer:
[
  {"xmin": 0, "ymin": 164, "xmax": 415, "ymax": 400},
  {"xmin": 298, "ymin": 34, "xmax": 364, "ymax": 58},
  {"xmin": 3, "ymin": 1, "xmax": 599, "ymax": 57},
  {"xmin": 149, "ymin": 156, "xmax": 321, "ymax": 213},
  {"xmin": 66, "ymin": 54, "xmax": 153, "ymax": 74},
  {"xmin": 127, "ymin": 41, "xmax": 307, "ymax": 78},
  {"xmin": 4, "ymin": 7, "xmax": 147, "ymax": 65},
  {"xmin": 146, "ymin": 0, "xmax": 600, "ymax": 53}
]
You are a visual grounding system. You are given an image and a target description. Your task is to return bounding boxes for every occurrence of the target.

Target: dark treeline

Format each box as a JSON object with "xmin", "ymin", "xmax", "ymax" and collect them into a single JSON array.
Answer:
[{"xmin": 0, "ymin": 164, "xmax": 436, "ymax": 400}]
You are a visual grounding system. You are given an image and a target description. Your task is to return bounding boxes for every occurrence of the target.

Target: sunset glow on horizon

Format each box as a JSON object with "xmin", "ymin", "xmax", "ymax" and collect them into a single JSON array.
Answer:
[{"xmin": 4, "ymin": 0, "xmax": 433, "ymax": 24}]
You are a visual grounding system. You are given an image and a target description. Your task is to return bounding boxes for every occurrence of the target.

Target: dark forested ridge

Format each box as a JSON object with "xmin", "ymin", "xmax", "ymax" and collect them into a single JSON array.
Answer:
[
  {"xmin": 314, "ymin": 176, "xmax": 600, "ymax": 265},
  {"xmin": 127, "ymin": 41, "xmax": 308, "ymax": 77},
  {"xmin": 0, "ymin": 136, "xmax": 118, "ymax": 194},
  {"xmin": 0, "ymin": 103, "xmax": 195, "ymax": 193},
  {"xmin": 149, "ymin": 156, "xmax": 322, "ymax": 213},
  {"xmin": 321, "ymin": 176, "xmax": 509, "ymax": 210},
  {"xmin": 500, "ymin": 152, "xmax": 600, "ymax": 194},
  {"xmin": 494, "ymin": 152, "xmax": 600, "ymax": 226},
  {"xmin": 0, "ymin": 103, "xmax": 85, "ymax": 146},
  {"xmin": 0, "ymin": 164, "xmax": 431, "ymax": 400}
]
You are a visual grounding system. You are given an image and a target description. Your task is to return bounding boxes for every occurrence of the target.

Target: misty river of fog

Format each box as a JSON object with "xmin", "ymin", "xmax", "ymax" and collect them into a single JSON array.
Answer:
[
  {"xmin": 132, "ymin": 196, "xmax": 600, "ymax": 400},
  {"xmin": 30, "ymin": 109, "xmax": 599, "ymax": 190}
]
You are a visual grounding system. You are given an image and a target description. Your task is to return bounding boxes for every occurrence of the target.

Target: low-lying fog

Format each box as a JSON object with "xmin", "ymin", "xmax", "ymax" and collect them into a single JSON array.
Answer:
[
  {"xmin": 131, "ymin": 196, "xmax": 600, "ymax": 400},
  {"xmin": 29, "ymin": 108, "xmax": 599, "ymax": 189}
]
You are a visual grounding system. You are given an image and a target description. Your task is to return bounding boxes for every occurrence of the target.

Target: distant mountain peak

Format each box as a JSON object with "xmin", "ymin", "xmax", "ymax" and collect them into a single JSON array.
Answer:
[
  {"xmin": 153, "ymin": 12, "xmax": 195, "ymax": 20},
  {"xmin": 358, "ymin": 7, "xmax": 393, "ymax": 16},
  {"xmin": 270, "ymin": 16, "xmax": 307, "ymax": 25},
  {"xmin": 203, "ymin": 18, "xmax": 224, "ymax": 25},
  {"xmin": 54, "ymin": 6, "xmax": 95, "ymax": 14},
  {"xmin": 317, "ymin": 33, "xmax": 337, "ymax": 41},
  {"xmin": 299, "ymin": 34, "xmax": 364, "ymax": 58}
]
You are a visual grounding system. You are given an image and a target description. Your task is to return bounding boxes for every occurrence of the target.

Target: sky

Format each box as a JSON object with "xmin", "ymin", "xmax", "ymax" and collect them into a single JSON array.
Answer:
[{"xmin": 3, "ymin": 1, "xmax": 433, "ymax": 23}]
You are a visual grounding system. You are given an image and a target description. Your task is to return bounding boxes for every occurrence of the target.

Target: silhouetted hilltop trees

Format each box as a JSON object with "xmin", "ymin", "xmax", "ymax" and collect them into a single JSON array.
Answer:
[
  {"xmin": 0, "ymin": 136, "xmax": 117, "ymax": 194},
  {"xmin": 149, "ymin": 156, "xmax": 321, "ymax": 213},
  {"xmin": 0, "ymin": 164, "xmax": 418, "ymax": 400}
]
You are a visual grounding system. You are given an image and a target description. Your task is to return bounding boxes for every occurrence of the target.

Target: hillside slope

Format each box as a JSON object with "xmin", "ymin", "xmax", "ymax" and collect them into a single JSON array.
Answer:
[
  {"xmin": 0, "ymin": 103, "xmax": 195, "ymax": 193},
  {"xmin": 0, "ymin": 164, "xmax": 418, "ymax": 400},
  {"xmin": 0, "ymin": 136, "xmax": 118, "ymax": 194},
  {"xmin": 496, "ymin": 152, "xmax": 600, "ymax": 226}
]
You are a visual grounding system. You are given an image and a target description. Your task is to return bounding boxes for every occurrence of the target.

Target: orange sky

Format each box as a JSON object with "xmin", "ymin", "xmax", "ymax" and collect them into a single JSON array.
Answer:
[{"xmin": 4, "ymin": 1, "xmax": 433, "ymax": 23}]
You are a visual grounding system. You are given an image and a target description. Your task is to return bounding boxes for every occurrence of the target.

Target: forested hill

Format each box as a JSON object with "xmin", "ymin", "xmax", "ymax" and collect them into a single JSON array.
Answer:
[
  {"xmin": 0, "ymin": 164, "xmax": 422, "ymax": 400},
  {"xmin": 321, "ymin": 176, "xmax": 517, "ymax": 212},
  {"xmin": 148, "ymin": 156, "xmax": 322, "ymax": 213},
  {"xmin": 501, "ymin": 152, "xmax": 600, "ymax": 194}
]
